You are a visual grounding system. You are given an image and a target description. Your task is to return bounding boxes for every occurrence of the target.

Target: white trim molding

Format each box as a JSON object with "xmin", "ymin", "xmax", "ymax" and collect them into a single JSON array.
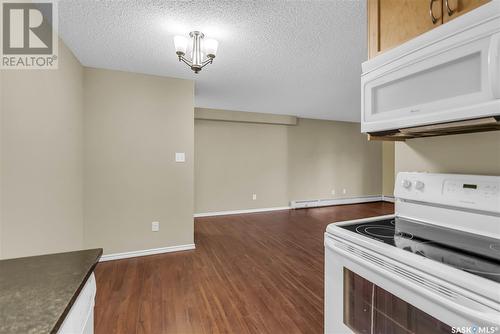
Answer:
[
  {"xmin": 194, "ymin": 195, "xmax": 396, "ymax": 218},
  {"xmin": 99, "ymin": 244, "xmax": 195, "ymax": 262},
  {"xmin": 194, "ymin": 206, "xmax": 290, "ymax": 218},
  {"xmin": 382, "ymin": 195, "xmax": 395, "ymax": 203}
]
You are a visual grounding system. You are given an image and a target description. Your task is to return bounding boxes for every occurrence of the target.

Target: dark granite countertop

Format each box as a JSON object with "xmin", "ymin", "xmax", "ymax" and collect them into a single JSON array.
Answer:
[{"xmin": 0, "ymin": 248, "xmax": 102, "ymax": 334}]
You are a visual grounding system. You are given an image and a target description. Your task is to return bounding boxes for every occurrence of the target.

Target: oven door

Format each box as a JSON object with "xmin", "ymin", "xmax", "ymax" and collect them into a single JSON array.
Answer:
[{"xmin": 325, "ymin": 234, "xmax": 500, "ymax": 334}]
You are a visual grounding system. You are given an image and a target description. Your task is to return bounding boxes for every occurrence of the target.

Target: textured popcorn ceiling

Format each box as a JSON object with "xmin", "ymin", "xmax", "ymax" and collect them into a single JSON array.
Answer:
[{"xmin": 58, "ymin": 0, "xmax": 366, "ymax": 121}]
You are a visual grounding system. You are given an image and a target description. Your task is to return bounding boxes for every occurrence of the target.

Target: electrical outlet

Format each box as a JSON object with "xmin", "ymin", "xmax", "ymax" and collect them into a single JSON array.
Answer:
[
  {"xmin": 152, "ymin": 221, "xmax": 160, "ymax": 232},
  {"xmin": 331, "ymin": 189, "xmax": 336, "ymax": 195},
  {"xmin": 252, "ymin": 194, "xmax": 257, "ymax": 200},
  {"xmin": 342, "ymin": 188, "xmax": 347, "ymax": 195}
]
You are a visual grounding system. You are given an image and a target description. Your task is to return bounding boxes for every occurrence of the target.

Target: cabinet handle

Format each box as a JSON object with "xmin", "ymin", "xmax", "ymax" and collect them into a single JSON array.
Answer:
[
  {"xmin": 429, "ymin": 0, "xmax": 439, "ymax": 24},
  {"xmin": 445, "ymin": 0, "xmax": 455, "ymax": 16}
]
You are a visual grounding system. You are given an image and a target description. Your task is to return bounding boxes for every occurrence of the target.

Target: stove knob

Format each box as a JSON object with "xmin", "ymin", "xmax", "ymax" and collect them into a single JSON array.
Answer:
[
  {"xmin": 415, "ymin": 181, "xmax": 425, "ymax": 190},
  {"xmin": 402, "ymin": 179, "xmax": 412, "ymax": 189}
]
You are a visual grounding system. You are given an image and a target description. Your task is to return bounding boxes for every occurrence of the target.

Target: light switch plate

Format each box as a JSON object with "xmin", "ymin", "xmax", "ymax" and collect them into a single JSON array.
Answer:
[
  {"xmin": 175, "ymin": 152, "xmax": 186, "ymax": 162},
  {"xmin": 152, "ymin": 221, "xmax": 160, "ymax": 232}
]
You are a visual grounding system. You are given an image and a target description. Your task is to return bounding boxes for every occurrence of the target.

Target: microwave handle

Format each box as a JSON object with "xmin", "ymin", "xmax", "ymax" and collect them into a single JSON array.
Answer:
[
  {"xmin": 325, "ymin": 236, "xmax": 500, "ymax": 326},
  {"xmin": 489, "ymin": 32, "xmax": 500, "ymax": 99}
]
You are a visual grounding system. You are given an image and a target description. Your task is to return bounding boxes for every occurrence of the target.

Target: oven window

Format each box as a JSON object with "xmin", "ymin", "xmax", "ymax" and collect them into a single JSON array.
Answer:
[{"xmin": 343, "ymin": 268, "xmax": 451, "ymax": 334}]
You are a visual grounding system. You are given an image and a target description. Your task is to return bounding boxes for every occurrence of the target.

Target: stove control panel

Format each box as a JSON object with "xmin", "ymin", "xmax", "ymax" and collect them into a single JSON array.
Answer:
[
  {"xmin": 401, "ymin": 179, "xmax": 412, "ymax": 189},
  {"xmin": 444, "ymin": 180, "xmax": 499, "ymax": 198},
  {"xmin": 415, "ymin": 180, "xmax": 425, "ymax": 190},
  {"xmin": 395, "ymin": 173, "xmax": 500, "ymax": 213}
]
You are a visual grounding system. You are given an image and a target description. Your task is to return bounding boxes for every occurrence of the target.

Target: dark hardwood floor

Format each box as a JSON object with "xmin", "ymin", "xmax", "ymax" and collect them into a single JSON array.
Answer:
[{"xmin": 94, "ymin": 202, "xmax": 394, "ymax": 334}]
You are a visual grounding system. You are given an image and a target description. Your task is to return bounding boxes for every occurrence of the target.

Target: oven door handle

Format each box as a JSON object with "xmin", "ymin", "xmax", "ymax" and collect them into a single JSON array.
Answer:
[{"xmin": 325, "ymin": 236, "xmax": 500, "ymax": 326}]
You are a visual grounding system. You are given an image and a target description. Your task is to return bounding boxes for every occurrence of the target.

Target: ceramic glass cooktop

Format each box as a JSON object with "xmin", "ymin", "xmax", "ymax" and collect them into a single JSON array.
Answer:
[{"xmin": 340, "ymin": 218, "xmax": 500, "ymax": 283}]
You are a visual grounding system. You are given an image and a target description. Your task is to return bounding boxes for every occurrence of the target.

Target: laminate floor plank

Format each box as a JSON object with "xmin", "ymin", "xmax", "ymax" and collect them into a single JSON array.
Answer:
[{"xmin": 94, "ymin": 202, "xmax": 394, "ymax": 334}]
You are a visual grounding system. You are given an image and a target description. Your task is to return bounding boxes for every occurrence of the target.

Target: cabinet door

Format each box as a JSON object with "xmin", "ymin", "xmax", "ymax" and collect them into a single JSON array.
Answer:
[
  {"xmin": 368, "ymin": 0, "xmax": 443, "ymax": 58},
  {"xmin": 443, "ymin": 0, "xmax": 490, "ymax": 22}
]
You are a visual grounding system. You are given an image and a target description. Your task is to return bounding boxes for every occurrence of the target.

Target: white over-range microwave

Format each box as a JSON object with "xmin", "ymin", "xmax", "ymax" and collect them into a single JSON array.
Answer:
[{"xmin": 361, "ymin": 1, "xmax": 500, "ymax": 134}]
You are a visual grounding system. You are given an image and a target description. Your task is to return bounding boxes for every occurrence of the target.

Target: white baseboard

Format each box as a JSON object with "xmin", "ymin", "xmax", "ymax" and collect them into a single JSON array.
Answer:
[
  {"xmin": 290, "ymin": 196, "xmax": 384, "ymax": 209},
  {"xmin": 194, "ymin": 206, "xmax": 291, "ymax": 218},
  {"xmin": 99, "ymin": 244, "xmax": 195, "ymax": 262},
  {"xmin": 382, "ymin": 195, "xmax": 395, "ymax": 203},
  {"xmin": 194, "ymin": 195, "xmax": 396, "ymax": 218}
]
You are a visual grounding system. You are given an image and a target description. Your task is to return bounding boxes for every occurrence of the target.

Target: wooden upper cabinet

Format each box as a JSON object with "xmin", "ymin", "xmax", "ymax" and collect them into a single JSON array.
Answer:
[
  {"xmin": 367, "ymin": 0, "xmax": 489, "ymax": 59},
  {"xmin": 368, "ymin": 0, "xmax": 443, "ymax": 58},
  {"xmin": 443, "ymin": 0, "xmax": 490, "ymax": 22}
]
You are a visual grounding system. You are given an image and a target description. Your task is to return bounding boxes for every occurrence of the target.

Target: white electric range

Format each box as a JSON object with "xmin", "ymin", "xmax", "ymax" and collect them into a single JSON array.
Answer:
[{"xmin": 325, "ymin": 172, "xmax": 500, "ymax": 334}]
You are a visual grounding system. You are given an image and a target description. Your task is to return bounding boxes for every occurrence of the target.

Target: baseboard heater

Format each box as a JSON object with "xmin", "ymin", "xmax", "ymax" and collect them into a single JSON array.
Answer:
[{"xmin": 290, "ymin": 196, "xmax": 384, "ymax": 209}]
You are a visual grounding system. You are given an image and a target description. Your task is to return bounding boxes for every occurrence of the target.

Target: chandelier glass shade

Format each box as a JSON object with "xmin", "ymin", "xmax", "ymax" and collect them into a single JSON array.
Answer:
[{"xmin": 174, "ymin": 31, "xmax": 218, "ymax": 74}]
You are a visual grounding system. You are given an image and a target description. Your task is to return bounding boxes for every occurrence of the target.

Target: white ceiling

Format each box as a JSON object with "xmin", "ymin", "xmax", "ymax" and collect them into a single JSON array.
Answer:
[{"xmin": 58, "ymin": 0, "xmax": 367, "ymax": 122}]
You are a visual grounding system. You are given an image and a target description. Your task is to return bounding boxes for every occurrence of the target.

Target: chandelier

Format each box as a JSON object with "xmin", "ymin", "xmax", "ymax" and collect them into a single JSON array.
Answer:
[{"xmin": 174, "ymin": 31, "xmax": 218, "ymax": 74}]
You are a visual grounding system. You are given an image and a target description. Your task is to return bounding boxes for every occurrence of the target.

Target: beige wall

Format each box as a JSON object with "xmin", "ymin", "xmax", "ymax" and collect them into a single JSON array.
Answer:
[
  {"xmin": 395, "ymin": 132, "xmax": 500, "ymax": 176},
  {"xmin": 83, "ymin": 68, "xmax": 194, "ymax": 255},
  {"xmin": 382, "ymin": 142, "xmax": 395, "ymax": 196},
  {"xmin": 0, "ymin": 68, "xmax": 3, "ymax": 258},
  {"xmin": 195, "ymin": 112, "xmax": 382, "ymax": 213},
  {"xmin": 2, "ymin": 41, "xmax": 196, "ymax": 257},
  {"xmin": 195, "ymin": 119, "xmax": 289, "ymax": 212},
  {"xmin": 287, "ymin": 119, "xmax": 382, "ymax": 201},
  {"xmin": 1, "ymin": 41, "xmax": 84, "ymax": 259}
]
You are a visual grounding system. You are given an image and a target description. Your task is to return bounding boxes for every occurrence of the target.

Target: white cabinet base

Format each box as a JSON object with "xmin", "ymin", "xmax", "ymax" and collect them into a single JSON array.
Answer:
[{"xmin": 58, "ymin": 273, "xmax": 96, "ymax": 334}]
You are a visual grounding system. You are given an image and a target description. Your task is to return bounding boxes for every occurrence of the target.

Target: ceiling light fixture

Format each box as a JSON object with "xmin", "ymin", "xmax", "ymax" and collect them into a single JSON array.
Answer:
[{"xmin": 174, "ymin": 31, "xmax": 218, "ymax": 74}]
